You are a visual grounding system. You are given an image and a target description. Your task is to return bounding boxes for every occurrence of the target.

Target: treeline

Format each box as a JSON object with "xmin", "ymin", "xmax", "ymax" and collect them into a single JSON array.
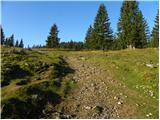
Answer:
[
  {"xmin": 45, "ymin": 24, "xmax": 83, "ymax": 50},
  {"xmin": 1, "ymin": 27, "xmax": 24, "ymax": 48},
  {"xmin": 46, "ymin": 1, "xmax": 159, "ymax": 50}
]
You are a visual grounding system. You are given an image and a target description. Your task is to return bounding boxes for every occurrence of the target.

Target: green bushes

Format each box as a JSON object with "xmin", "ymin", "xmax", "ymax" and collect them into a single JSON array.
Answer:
[{"xmin": 16, "ymin": 79, "xmax": 30, "ymax": 85}]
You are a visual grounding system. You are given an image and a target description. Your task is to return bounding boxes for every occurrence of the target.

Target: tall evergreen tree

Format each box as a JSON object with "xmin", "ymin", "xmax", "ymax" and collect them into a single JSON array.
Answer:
[
  {"xmin": 46, "ymin": 24, "xmax": 60, "ymax": 48},
  {"xmin": 91, "ymin": 3, "xmax": 113, "ymax": 50},
  {"xmin": 7, "ymin": 34, "xmax": 14, "ymax": 47},
  {"xmin": 5, "ymin": 38, "xmax": 9, "ymax": 47},
  {"xmin": 135, "ymin": 11, "xmax": 149, "ymax": 48},
  {"xmin": 1, "ymin": 26, "xmax": 5, "ymax": 45},
  {"xmin": 117, "ymin": 1, "xmax": 148, "ymax": 49},
  {"xmin": 15, "ymin": 40, "xmax": 19, "ymax": 47},
  {"xmin": 19, "ymin": 39, "xmax": 24, "ymax": 48},
  {"xmin": 151, "ymin": 10, "xmax": 159, "ymax": 47},
  {"xmin": 84, "ymin": 25, "xmax": 93, "ymax": 49}
]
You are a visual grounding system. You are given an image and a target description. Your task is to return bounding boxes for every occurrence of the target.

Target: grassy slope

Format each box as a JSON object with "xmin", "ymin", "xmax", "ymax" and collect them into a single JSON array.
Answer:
[
  {"xmin": 1, "ymin": 48, "xmax": 74, "ymax": 118},
  {"xmin": 1, "ymin": 48, "xmax": 159, "ymax": 118}
]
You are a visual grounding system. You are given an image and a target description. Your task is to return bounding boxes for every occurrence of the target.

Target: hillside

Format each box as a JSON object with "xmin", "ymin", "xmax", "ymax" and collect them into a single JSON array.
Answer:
[{"xmin": 1, "ymin": 48, "xmax": 159, "ymax": 118}]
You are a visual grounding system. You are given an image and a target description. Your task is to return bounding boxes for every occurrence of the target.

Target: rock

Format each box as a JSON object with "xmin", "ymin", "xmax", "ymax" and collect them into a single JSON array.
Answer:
[
  {"xmin": 84, "ymin": 106, "xmax": 91, "ymax": 110},
  {"xmin": 149, "ymin": 113, "xmax": 152, "ymax": 116},
  {"xmin": 136, "ymin": 103, "xmax": 139, "ymax": 107},
  {"xmin": 117, "ymin": 101, "xmax": 123, "ymax": 105},
  {"xmin": 114, "ymin": 96, "xmax": 117, "ymax": 100},
  {"xmin": 146, "ymin": 114, "xmax": 149, "ymax": 117},
  {"xmin": 80, "ymin": 57, "xmax": 86, "ymax": 61},
  {"xmin": 146, "ymin": 64, "xmax": 158, "ymax": 68}
]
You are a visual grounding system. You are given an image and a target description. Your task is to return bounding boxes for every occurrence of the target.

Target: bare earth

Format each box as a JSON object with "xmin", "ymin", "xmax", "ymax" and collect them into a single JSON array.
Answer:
[{"xmin": 50, "ymin": 55, "xmax": 144, "ymax": 119}]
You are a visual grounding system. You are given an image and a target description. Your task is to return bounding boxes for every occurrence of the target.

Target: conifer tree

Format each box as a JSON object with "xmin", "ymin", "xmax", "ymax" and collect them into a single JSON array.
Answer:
[
  {"xmin": 84, "ymin": 25, "xmax": 93, "ymax": 49},
  {"xmin": 91, "ymin": 3, "xmax": 113, "ymax": 50},
  {"xmin": 46, "ymin": 24, "xmax": 60, "ymax": 48},
  {"xmin": 5, "ymin": 38, "xmax": 9, "ymax": 47},
  {"xmin": 15, "ymin": 40, "xmax": 19, "ymax": 47},
  {"xmin": 151, "ymin": 10, "xmax": 159, "ymax": 47},
  {"xmin": 1, "ymin": 26, "xmax": 5, "ymax": 45},
  {"xmin": 135, "ymin": 11, "xmax": 149, "ymax": 48},
  {"xmin": 7, "ymin": 34, "xmax": 14, "ymax": 47},
  {"xmin": 117, "ymin": 1, "xmax": 142, "ymax": 49},
  {"xmin": 19, "ymin": 39, "xmax": 24, "ymax": 48}
]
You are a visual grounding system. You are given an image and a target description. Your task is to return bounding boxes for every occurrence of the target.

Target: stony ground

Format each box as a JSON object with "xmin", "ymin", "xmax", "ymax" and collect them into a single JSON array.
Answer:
[{"xmin": 49, "ymin": 55, "xmax": 147, "ymax": 119}]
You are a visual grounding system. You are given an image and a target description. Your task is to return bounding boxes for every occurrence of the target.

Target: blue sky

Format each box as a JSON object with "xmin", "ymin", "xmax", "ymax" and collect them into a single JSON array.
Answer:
[{"xmin": 1, "ymin": 1, "xmax": 159, "ymax": 47}]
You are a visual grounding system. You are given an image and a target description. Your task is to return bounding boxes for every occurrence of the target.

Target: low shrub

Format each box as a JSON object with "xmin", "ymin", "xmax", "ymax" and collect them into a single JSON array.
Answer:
[{"xmin": 16, "ymin": 79, "xmax": 29, "ymax": 85}]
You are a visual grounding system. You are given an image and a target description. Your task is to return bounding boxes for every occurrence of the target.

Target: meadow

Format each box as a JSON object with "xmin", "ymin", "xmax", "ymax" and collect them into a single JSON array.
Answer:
[{"xmin": 1, "ymin": 47, "xmax": 159, "ymax": 118}]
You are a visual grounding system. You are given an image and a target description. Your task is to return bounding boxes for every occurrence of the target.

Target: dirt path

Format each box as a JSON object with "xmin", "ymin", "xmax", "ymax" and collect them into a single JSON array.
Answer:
[{"xmin": 53, "ymin": 55, "xmax": 138, "ymax": 119}]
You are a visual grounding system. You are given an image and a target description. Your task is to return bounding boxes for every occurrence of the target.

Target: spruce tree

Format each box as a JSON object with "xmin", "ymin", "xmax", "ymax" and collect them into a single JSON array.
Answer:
[
  {"xmin": 1, "ymin": 26, "xmax": 5, "ymax": 45},
  {"xmin": 46, "ymin": 24, "xmax": 60, "ymax": 48},
  {"xmin": 5, "ymin": 38, "xmax": 9, "ymax": 47},
  {"xmin": 92, "ymin": 3, "xmax": 113, "ymax": 50},
  {"xmin": 151, "ymin": 10, "xmax": 159, "ymax": 48},
  {"xmin": 117, "ymin": 1, "xmax": 141, "ymax": 49},
  {"xmin": 7, "ymin": 34, "xmax": 14, "ymax": 47},
  {"xmin": 135, "ymin": 11, "xmax": 149, "ymax": 48},
  {"xmin": 19, "ymin": 39, "xmax": 24, "ymax": 48},
  {"xmin": 84, "ymin": 25, "xmax": 93, "ymax": 49},
  {"xmin": 15, "ymin": 40, "xmax": 19, "ymax": 47}
]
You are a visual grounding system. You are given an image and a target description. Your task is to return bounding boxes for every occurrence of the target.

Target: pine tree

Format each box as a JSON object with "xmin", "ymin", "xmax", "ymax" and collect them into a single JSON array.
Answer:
[
  {"xmin": 19, "ymin": 39, "xmax": 24, "ymax": 48},
  {"xmin": 84, "ymin": 25, "xmax": 93, "ymax": 49},
  {"xmin": 46, "ymin": 24, "xmax": 60, "ymax": 48},
  {"xmin": 135, "ymin": 11, "xmax": 149, "ymax": 48},
  {"xmin": 151, "ymin": 10, "xmax": 159, "ymax": 48},
  {"xmin": 117, "ymin": 1, "xmax": 142, "ymax": 49},
  {"xmin": 91, "ymin": 3, "xmax": 113, "ymax": 50},
  {"xmin": 5, "ymin": 38, "xmax": 9, "ymax": 47},
  {"xmin": 15, "ymin": 40, "xmax": 19, "ymax": 47},
  {"xmin": 7, "ymin": 34, "xmax": 14, "ymax": 47},
  {"xmin": 1, "ymin": 26, "xmax": 5, "ymax": 45}
]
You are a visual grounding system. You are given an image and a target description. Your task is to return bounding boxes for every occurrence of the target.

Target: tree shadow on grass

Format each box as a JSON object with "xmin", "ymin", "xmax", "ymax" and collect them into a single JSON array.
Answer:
[
  {"xmin": 53, "ymin": 57, "xmax": 75, "ymax": 78},
  {"xmin": 1, "ymin": 64, "xmax": 32, "ymax": 87},
  {"xmin": 1, "ymin": 86, "xmax": 61, "ymax": 119}
]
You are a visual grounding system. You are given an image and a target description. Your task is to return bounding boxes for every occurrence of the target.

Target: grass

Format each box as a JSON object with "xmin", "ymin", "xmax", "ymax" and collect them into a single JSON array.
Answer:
[
  {"xmin": 57, "ymin": 48, "xmax": 158, "ymax": 118},
  {"xmin": 85, "ymin": 48, "xmax": 159, "ymax": 118},
  {"xmin": 1, "ymin": 47, "xmax": 159, "ymax": 118},
  {"xmin": 1, "ymin": 47, "xmax": 75, "ymax": 118}
]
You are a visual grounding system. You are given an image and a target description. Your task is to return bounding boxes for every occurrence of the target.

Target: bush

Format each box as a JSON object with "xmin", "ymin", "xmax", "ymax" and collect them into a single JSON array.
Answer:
[
  {"xmin": 1, "ymin": 80, "xmax": 10, "ymax": 87},
  {"xmin": 16, "ymin": 79, "xmax": 29, "ymax": 85}
]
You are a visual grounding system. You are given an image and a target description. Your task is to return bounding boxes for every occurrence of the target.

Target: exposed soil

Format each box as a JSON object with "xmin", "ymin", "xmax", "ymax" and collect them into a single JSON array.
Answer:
[{"xmin": 50, "ymin": 55, "xmax": 141, "ymax": 119}]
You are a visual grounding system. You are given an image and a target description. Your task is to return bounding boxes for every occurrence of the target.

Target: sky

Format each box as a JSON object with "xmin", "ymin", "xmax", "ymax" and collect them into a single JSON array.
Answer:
[{"xmin": 1, "ymin": 1, "xmax": 159, "ymax": 47}]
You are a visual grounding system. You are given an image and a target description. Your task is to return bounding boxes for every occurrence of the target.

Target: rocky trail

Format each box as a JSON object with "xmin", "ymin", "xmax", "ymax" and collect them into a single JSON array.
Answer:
[{"xmin": 49, "ymin": 55, "xmax": 139, "ymax": 119}]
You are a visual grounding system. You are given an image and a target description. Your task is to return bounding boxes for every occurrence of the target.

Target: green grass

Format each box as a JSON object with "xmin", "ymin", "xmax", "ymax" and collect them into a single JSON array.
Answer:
[
  {"xmin": 57, "ymin": 48, "xmax": 158, "ymax": 118},
  {"xmin": 84, "ymin": 48, "xmax": 159, "ymax": 118},
  {"xmin": 1, "ymin": 47, "xmax": 159, "ymax": 118},
  {"xmin": 1, "ymin": 47, "xmax": 75, "ymax": 118}
]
